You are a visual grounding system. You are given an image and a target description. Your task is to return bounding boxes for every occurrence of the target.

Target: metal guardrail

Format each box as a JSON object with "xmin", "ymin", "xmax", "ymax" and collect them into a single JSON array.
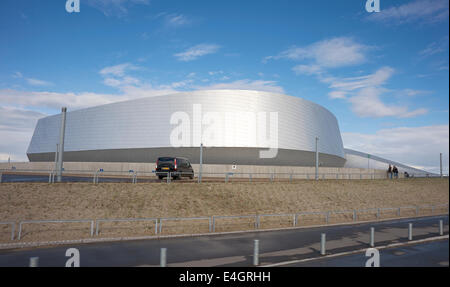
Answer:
[
  {"xmin": 18, "ymin": 219, "xmax": 94, "ymax": 240},
  {"xmin": 159, "ymin": 216, "xmax": 212, "ymax": 234},
  {"xmin": 95, "ymin": 218, "xmax": 159, "ymax": 236},
  {"xmin": 0, "ymin": 222, "xmax": 15, "ymax": 241},
  {"xmin": 1, "ymin": 168, "xmax": 447, "ymax": 184},
  {"xmin": 3, "ymin": 203, "xmax": 448, "ymax": 241}
]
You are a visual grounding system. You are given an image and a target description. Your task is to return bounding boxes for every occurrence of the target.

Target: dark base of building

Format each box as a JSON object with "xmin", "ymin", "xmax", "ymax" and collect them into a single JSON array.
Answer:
[{"xmin": 27, "ymin": 147, "xmax": 346, "ymax": 167}]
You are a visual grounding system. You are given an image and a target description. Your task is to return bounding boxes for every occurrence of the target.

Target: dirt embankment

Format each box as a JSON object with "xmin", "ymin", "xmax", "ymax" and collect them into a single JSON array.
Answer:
[{"xmin": 0, "ymin": 178, "xmax": 448, "ymax": 243}]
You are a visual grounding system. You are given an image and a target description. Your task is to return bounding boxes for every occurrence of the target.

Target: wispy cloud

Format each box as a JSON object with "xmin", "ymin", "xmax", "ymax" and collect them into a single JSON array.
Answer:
[
  {"xmin": 26, "ymin": 78, "xmax": 53, "ymax": 87},
  {"xmin": 165, "ymin": 13, "xmax": 191, "ymax": 27},
  {"xmin": 419, "ymin": 36, "xmax": 449, "ymax": 57},
  {"xmin": 324, "ymin": 67, "xmax": 428, "ymax": 118},
  {"xmin": 99, "ymin": 63, "xmax": 140, "ymax": 77},
  {"xmin": 174, "ymin": 44, "xmax": 221, "ymax": 62},
  {"xmin": 265, "ymin": 37, "xmax": 369, "ymax": 68},
  {"xmin": 85, "ymin": 0, "xmax": 149, "ymax": 17},
  {"xmin": 367, "ymin": 0, "xmax": 449, "ymax": 24}
]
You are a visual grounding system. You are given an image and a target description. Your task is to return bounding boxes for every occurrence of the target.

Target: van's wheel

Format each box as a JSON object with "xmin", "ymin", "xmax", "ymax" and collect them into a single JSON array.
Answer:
[{"xmin": 158, "ymin": 176, "xmax": 164, "ymax": 180}]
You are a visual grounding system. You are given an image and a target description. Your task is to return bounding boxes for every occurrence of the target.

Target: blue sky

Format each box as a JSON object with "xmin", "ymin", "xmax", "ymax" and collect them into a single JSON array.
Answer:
[{"xmin": 0, "ymin": 0, "xmax": 449, "ymax": 173}]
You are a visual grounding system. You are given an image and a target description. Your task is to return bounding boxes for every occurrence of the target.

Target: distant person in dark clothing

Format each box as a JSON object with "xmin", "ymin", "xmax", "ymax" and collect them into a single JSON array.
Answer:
[
  {"xmin": 393, "ymin": 166, "xmax": 398, "ymax": 178},
  {"xmin": 387, "ymin": 165, "xmax": 392, "ymax": 179}
]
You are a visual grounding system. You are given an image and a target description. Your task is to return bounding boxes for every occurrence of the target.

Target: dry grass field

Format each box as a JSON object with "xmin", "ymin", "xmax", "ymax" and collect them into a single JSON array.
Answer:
[{"xmin": 0, "ymin": 178, "xmax": 448, "ymax": 243}]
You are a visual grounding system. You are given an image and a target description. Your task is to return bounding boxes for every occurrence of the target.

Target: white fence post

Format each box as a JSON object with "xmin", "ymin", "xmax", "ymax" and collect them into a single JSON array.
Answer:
[
  {"xmin": 253, "ymin": 239, "xmax": 259, "ymax": 266},
  {"xmin": 320, "ymin": 233, "xmax": 326, "ymax": 255},
  {"xmin": 29, "ymin": 257, "xmax": 39, "ymax": 267},
  {"xmin": 160, "ymin": 248, "xmax": 167, "ymax": 267}
]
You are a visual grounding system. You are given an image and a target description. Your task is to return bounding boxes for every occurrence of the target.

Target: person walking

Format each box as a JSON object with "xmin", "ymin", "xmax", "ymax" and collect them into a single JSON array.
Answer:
[
  {"xmin": 393, "ymin": 166, "xmax": 398, "ymax": 179},
  {"xmin": 387, "ymin": 165, "xmax": 392, "ymax": 179}
]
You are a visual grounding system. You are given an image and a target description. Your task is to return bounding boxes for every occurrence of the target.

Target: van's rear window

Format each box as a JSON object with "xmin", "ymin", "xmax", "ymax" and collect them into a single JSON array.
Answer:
[{"xmin": 158, "ymin": 157, "xmax": 175, "ymax": 162}]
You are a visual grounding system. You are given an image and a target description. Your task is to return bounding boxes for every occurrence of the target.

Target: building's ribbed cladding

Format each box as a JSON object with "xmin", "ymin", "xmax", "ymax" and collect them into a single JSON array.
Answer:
[
  {"xmin": 26, "ymin": 90, "xmax": 346, "ymax": 166},
  {"xmin": 344, "ymin": 148, "xmax": 430, "ymax": 175}
]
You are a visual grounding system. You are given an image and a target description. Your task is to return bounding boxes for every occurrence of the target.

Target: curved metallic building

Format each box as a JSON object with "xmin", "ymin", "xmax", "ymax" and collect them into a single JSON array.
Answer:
[{"xmin": 27, "ymin": 90, "xmax": 346, "ymax": 166}]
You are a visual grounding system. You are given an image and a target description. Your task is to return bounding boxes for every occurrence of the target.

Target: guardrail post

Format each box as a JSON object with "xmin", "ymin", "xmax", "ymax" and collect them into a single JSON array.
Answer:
[
  {"xmin": 253, "ymin": 239, "xmax": 259, "ymax": 266},
  {"xmin": 270, "ymin": 173, "xmax": 274, "ymax": 183},
  {"xmin": 325, "ymin": 212, "xmax": 329, "ymax": 224},
  {"xmin": 29, "ymin": 257, "xmax": 39, "ymax": 267},
  {"xmin": 155, "ymin": 219, "xmax": 159, "ymax": 235},
  {"xmin": 255, "ymin": 215, "xmax": 260, "ymax": 229},
  {"xmin": 293, "ymin": 214, "xmax": 297, "ymax": 227},
  {"xmin": 249, "ymin": 173, "xmax": 252, "ymax": 183},
  {"xmin": 289, "ymin": 173, "xmax": 293, "ymax": 183},
  {"xmin": 370, "ymin": 227, "xmax": 375, "ymax": 247},
  {"xmin": 166, "ymin": 172, "xmax": 171, "ymax": 184},
  {"xmin": 397, "ymin": 207, "xmax": 401, "ymax": 217},
  {"xmin": 353, "ymin": 210, "xmax": 357, "ymax": 221},
  {"xmin": 96, "ymin": 220, "xmax": 100, "ymax": 236},
  {"xmin": 225, "ymin": 173, "xmax": 229, "ymax": 183},
  {"xmin": 212, "ymin": 216, "xmax": 215, "ymax": 232},
  {"xmin": 90, "ymin": 221, "xmax": 94, "ymax": 237},
  {"xmin": 439, "ymin": 220, "xmax": 443, "ymax": 236},
  {"xmin": 160, "ymin": 248, "xmax": 167, "ymax": 267},
  {"xmin": 159, "ymin": 219, "xmax": 163, "ymax": 234},
  {"xmin": 320, "ymin": 233, "xmax": 326, "ymax": 255},
  {"xmin": 10, "ymin": 223, "xmax": 15, "ymax": 241},
  {"xmin": 209, "ymin": 217, "xmax": 212, "ymax": 233},
  {"xmin": 18, "ymin": 222, "xmax": 22, "ymax": 240},
  {"xmin": 377, "ymin": 208, "xmax": 380, "ymax": 219},
  {"xmin": 408, "ymin": 223, "xmax": 413, "ymax": 241}
]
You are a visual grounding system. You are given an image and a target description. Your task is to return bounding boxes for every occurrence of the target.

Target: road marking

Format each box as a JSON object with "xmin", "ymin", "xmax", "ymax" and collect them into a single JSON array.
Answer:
[{"xmin": 262, "ymin": 235, "xmax": 449, "ymax": 267}]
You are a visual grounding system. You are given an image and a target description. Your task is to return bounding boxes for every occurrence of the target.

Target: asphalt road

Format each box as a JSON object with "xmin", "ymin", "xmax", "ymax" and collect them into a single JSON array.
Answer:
[
  {"xmin": 0, "ymin": 215, "xmax": 447, "ymax": 267},
  {"xmin": 283, "ymin": 239, "xmax": 449, "ymax": 267}
]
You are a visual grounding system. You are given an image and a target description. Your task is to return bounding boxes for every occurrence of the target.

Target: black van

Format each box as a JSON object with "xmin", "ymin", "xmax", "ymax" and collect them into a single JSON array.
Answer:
[{"xmin": 155, "ymin": 157, "xmax": 194, "ymax": 180}]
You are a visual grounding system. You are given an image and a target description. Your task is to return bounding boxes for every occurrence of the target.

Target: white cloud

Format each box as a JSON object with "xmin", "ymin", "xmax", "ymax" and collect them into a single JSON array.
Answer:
[
  {"xmin": 348, "ymin": 87, "xmax": 428, "ymax": 118},
  {"xmin": 174, "ymin": 44, "xmax": 221, "ymax": 62},
  {"xmin": 342, "ymin": 125, "xmax": 449, "ymax": 174},
  {"xmin": 26, "ymin": 78, "xmax": 54, "ymax": 87},
  {"xmin": 0, "ymin": 106, "xmax": 47, "ymax": 162},
  {"xmin": 326, "ymin": 67, "xmax": 428, "ymax": 118},
  {"xmin": 85, "ymin": 0, "xmax": 149, "ymax": 17},
  {"xmin": 165, "ymin": 14, "xmax": 190, "ymax": 27},
  {"xmin": 265, "ymin": 37, "xmax": 368, "ymax": 68},
  {"xmin": 367, "ymin": 0, "xmax": 449, "ymax": 24},
  {"xmin": 292, "ymin": 64, "xmax": 323, "ymax": 76},
  {"xmin": 419, "ymin": 36, "xmax": 449, "ymax": 58},
  {"xmin": 99, "ymin": 63, "xmax": 139, "ymax": 77},
  {"xmin": 12, "ymin": 72, "xmax": 23, "ymax": 79},
  {"xmin": 0, "ymin": 89, "xmax": 123, "ymax": 110}
]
